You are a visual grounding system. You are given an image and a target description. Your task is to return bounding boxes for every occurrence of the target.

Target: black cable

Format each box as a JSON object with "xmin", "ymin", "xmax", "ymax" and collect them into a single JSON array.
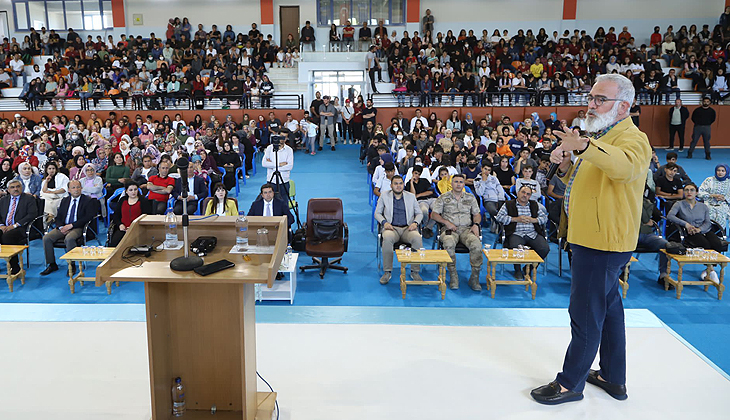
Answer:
[{"xmin": 257, "ymin": 371, "xmax": 279, "ymax": 420}]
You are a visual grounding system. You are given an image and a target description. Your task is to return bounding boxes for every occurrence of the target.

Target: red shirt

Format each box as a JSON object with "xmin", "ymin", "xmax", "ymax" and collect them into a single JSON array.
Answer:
[
  {"xmin": 148, "ymin": 175, "xmax": 175, "ymax": 202},
  {"xmin": 120, "ymin": 199, "xmax": 142, "ymax": 227}
]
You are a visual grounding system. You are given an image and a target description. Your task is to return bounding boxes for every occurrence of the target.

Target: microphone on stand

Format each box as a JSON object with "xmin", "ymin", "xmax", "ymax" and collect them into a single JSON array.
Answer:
[{"xmin": 170, "ymin": 157, "xmax": 204, "ymax": 271}]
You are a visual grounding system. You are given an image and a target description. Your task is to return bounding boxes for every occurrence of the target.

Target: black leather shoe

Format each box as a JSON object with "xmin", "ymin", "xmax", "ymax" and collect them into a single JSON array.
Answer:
[
  {"xmin": 331, "ymin": 146, "xmax": 336, "ymax": 151},
  {"xmin": 530, "ymin": 381, "xmax": 583, "ymax": 405},
  {"xmin": 40, "ymin": 264, "xmax": 59, "ymax": 276},
  {"xmin": 10, "ymin": 266, "xmax": 21, "ymax": 276},
  {"xmin": 658, "ymin": 276, "xmax": 674, "ymax": 290},
  {"xmin": 586, "ymin": 370, "xmax": 628, "ymax": 400}
]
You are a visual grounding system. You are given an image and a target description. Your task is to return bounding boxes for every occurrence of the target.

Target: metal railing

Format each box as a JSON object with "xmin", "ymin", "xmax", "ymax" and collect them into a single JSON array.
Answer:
[
  {"xmin": 369, "ymin": 89, "xmax": 706, "ymax": 108},
  {"xmin": 12, "ymin": 93, "xmax": 304, "ymax": 111}
]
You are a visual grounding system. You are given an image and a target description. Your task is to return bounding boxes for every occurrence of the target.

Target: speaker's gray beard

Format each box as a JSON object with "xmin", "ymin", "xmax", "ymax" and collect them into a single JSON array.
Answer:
[{"xmin": 585, "ymin": 102, "xmax": 622, "ymax": 132}]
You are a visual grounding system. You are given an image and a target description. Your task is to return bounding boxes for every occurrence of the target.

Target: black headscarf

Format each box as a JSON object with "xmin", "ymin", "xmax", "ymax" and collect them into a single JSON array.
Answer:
[{"xmin": 0, "ymin": 158, "xmax": 14, "ymax": 190}]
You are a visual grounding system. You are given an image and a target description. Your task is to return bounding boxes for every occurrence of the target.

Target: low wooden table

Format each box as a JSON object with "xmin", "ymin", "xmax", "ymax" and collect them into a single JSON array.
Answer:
[
  {"xmin": 483, "ymin": 249, "xmax": 544, "ymax": 299},
  {"xmin": 0, "ymin": 245, "xmax": 28, "ymax": 292},
  {"xmin": 620, "ymin": 256, "xmax": 640, "ymax": 298},
  {"xmin": 395, "ymin": 249, "xmax": 453, "ymax": 299},
  {"xmin": 661, "ymin": 250, "xmax": 727, "ymax": 300},
  {"xmin": 60, "ymin": 247, "xmax": 116, "ymax": 294}
]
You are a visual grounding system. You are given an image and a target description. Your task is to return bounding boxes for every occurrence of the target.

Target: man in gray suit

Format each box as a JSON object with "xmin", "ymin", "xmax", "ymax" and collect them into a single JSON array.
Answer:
[{"xmin": 374, "ymin": 175, "xmax": 423, "ymax": 285}]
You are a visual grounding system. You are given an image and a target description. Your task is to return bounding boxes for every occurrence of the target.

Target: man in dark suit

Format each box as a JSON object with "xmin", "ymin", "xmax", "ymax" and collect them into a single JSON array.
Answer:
[
  {"xmin": 172, "ymin": 165, "xmax": 208, "ymax": 215},
  {"xmin": 0, "ymin": 180, "xmax": 38, "ymax": 274},
  {"xmin": 247, "ymin": 183, "xmax": 294, "ymax": 228},
  {"xmin": 41, "ymin": 180, "xmax": 99, "ymax": 275}
]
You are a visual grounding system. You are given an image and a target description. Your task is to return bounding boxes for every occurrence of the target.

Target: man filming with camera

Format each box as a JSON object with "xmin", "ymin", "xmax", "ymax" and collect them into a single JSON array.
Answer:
[{"xmin": 262, "ymin": 128, "xmax": 294, "ymax": 198}]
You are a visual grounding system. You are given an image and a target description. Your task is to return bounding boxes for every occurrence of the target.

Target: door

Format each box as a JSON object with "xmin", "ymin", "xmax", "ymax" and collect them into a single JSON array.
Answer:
[
  {"xmin": 280, "ymin": 6, "xmax": 300, "ymax": 46},
  {"xmin": 339, "ymin": 84, "xmax": 362, "ymax": 104}
]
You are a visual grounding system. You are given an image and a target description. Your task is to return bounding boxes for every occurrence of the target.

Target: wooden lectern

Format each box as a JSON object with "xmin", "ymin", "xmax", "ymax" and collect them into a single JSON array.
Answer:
[{"xmin": 97, "ymin": 215, "xmax": 286, "ymax": 420}]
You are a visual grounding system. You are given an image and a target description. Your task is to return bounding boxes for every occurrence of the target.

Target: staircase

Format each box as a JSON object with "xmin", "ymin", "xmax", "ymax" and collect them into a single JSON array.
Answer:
[{"xmin": 265, "ymin": 66, "xmax": 307, "ymax": 95}]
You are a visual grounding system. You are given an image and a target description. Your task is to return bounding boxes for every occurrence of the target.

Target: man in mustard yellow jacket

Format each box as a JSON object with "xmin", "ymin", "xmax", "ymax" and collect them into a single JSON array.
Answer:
[{"xmin": 531, "ymin": 74, "xmax": 652, "ymax": 405}]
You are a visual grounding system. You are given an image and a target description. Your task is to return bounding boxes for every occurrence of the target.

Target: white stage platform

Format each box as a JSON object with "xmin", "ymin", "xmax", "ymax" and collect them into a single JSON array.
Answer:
[{"xmin": 0, "ymin": 310, "xmax": 728, "ymax": 420}]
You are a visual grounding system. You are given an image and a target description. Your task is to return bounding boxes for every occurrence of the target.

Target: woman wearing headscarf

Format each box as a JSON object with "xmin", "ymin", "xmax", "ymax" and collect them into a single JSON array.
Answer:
[
  {"xmin": 139, "ymin": 125, "xmax": 154, "ymax": 144},
  {"xmin": 92, "ymin": 146, "xmax": 109, "ymax": 174},
  {"xmin": 199, "ymin": 149, "xmax": 222, "ymax": 185},
  {"xmin": 231, "ymin": 131, "xmax": 254, "ymax": 178},
  {"xmin": 699, "ymin": 164, "xmax": 730, "ymax": 224},
  {"xmin": 14, "ymin": 161, "xmax": 42, "ymax": 196},
  {"xmin": 119, "ymin": 140, "xmax": 131, "ymax": 161},
  {"xmin": 144, "ymin": 138, "xmax": 161, "ymax": 164},
  {"xmin": 40, "ymin": 161, "xmax": 69, "ymax": 224},
  {"xmin": 80, "ymin": 163, "xmax": 104, "ymax": 199},
  {"xmin": 216, "ymin": 141, "xmax": 241, "ymax": 191},
  {"xmin": 0, "ymin": 158, "xmax": 15, "ymax": 197},
  {"xmin": 68, "ymin": 154, "xmax": 88, "ymax": 181}
]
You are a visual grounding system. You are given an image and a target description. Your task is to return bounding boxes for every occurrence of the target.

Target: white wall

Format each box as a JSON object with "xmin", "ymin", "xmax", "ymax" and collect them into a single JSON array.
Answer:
[{"xmin": 124, "ymin": 0, "xmax": 261, "ymax": 38}]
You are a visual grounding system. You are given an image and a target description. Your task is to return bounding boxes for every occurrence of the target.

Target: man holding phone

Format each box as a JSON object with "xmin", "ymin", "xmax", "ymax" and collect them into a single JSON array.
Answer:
[{"xmin": 430, "ymin": 174, "xmax": 483, "ymax": 291}]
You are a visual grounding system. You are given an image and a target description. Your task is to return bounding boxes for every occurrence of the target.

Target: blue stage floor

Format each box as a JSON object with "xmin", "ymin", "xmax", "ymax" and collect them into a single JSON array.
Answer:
[{"xmin": 0, "ymin": 144, "xmax": 728, "ymax": 376}]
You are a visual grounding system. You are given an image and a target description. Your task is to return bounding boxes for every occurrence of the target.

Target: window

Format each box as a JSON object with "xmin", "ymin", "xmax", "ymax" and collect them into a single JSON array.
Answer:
[
  {"xmin": 317, "ymin": 0, "xmax": 405, "ymax": 27},
  {"xmin": 12, "ymin": 0, "xmax": 114, "ymax": 31}
]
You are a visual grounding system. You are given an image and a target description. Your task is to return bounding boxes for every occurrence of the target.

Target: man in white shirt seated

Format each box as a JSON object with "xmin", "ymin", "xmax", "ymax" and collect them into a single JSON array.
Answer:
[
  {"xmin": 410, "ymin": 108, "xmax": 429, "ymax": 132},
  {"xmin": 283, "ymin": 113, "xmax": 300, "ymax": 149},
  {"xmin": 374, "ymin": 163, "xmax": 396, "ymax": 197},
  {"xmin": 9, "ymin": 54, "xmax": 26, "ymax": 87},
  {"xmin": 262, "ymin": 129, "xmax": 294, "ymax": 198}
]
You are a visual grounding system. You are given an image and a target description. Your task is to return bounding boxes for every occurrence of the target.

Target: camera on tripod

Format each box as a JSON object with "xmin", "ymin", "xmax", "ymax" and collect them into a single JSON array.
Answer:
[{"xmin": 271, "ymin": 134, "xmax": 285, "ymax": 152}]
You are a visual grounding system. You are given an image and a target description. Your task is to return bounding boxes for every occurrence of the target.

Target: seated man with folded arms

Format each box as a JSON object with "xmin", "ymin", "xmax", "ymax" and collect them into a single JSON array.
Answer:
[
  {"xmin": 495, "ymin": 185, "xmax": 550, "ymax": 279},
  {"xmin": 375, "ymin": 175, "xmax": 423, "ymax": 285}
]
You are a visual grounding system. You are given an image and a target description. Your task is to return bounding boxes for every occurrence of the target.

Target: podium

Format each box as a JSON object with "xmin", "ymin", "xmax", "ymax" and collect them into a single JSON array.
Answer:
[{"xmin": 97, "ymin": 215, "xmax": 286, "ymax": 420}]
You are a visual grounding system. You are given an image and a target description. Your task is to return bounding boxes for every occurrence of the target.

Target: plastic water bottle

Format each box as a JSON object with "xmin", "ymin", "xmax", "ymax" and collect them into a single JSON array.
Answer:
[
  {"xmin": 285, "ymin": 245, "xmax": 293, "ymax": 265},
  {"xmin": 164, "ymin": 210, "xmax": 178, "ymax": 248},
  {"xmin": 171, "ymin": 377, "xmax": 186, "ymax": 416},
  {"xmin": 236, "ymin": 212, "xmax": 249, "ymax": 251}
]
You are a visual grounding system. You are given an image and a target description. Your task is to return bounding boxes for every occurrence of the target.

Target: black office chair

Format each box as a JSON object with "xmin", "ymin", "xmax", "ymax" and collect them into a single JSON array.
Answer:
[
  {"xmin": 665, "ymin": 220, "xmax": 728, "ymax": 252},
  {"xmin": 52, "ymin": 199, "xmax": 103, "ymax": 250}
]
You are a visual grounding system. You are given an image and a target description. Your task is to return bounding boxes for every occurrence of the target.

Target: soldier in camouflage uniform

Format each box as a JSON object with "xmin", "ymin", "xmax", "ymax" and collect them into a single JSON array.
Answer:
[{"xmin": 430, "ymin": 174, "xmax": 483, "ymax": 291}]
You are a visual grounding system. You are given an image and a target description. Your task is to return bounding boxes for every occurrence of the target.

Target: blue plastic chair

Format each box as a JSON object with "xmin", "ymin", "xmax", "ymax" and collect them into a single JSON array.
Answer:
[
  {"xmin": 105, "ymin": 188, "xmax": 125, "ymax": 227},
  {"xmin": 371, "ymin": 197, "xmax": 378, "ymax": 233},
  {"xmin": 252, "ymin": 150, "xmax": 258, "ymax": 176},
  {"xmin": 234, "ymin": 167, "xmax": 246, "ymax": 196}
]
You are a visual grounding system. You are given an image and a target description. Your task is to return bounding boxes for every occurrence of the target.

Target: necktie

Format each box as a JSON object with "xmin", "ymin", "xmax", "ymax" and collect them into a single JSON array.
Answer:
[
  {"xmin": 6, "ymin": 197, "xmax": 17, "ymax": 226},
  {"xmin": 265, "ymin": 202, "xmax": 272, "ymax": 217},
  {"xmin": 68, "ymin": 199, "xmax": 77, "ymax": 225}
]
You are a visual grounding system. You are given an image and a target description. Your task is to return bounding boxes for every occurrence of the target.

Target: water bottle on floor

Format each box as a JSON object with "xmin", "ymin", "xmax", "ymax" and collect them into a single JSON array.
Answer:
[
  {"xmin": 171, "ymin": 377, "xmax": 186, "ymax": 416},
  {"xmin": 164, "ymin": 210, "xmax": 178, "ymax": 248},
  {"xmin": 236, "ymin": 212, "xmax": 249, "ymax": 251}
]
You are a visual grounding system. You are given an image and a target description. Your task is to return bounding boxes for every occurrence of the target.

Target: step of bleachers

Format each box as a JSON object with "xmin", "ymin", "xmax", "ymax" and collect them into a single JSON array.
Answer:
[
  {"xmin": 32, "ymin": 55, "xmax": 53, "ymax": 67},
  {"xmin": 2, "ymin": 87, "xmax": 23, "ymax": 97},
  {"xmin": 0, "ymin": 96, "xmax": 302, "ymax": 111}
]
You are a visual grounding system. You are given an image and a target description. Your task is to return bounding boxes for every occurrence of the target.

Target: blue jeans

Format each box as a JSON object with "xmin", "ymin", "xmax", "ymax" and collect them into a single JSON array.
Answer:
[
  {"xmin": 636, "ymin": 233, "xmax": 669, "ymax": 275},
  {"xmin": 556, "ymin": 244, "xmax": 632, "ymax": 392}
]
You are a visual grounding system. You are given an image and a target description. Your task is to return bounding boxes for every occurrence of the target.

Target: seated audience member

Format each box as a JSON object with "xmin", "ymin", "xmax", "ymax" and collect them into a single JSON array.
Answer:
[
  {"xmin": 146, "ymin": 160, "xmax": 175, "ymax": 214},
  {"xmin": 205, "ymin": 183, "xmax": 239, "ymax": 216},
  {"xmin": 655, "ymin": 162, "xmax": 684, "ymax": 210},
  {"xmin": 371, "ymin": 148, "xmax": 393, "ymax": 187},
  {"xmin": 14, "ymin": 161, "xmax": 42, "ymax": 196},
  {"xmin": 474, "ymin": 164, "xmax": 506, "ymax": 231},
  {"xmin": 655, "ymin": 152, "xmax": 691, "ymax": 185},
  {"xmin": 513, "ymin": 147, "xmax": 538, "ymax": 175},
  {"xmin": 461, "ymin": 155, "xmax": 481, "ymax": 186},
  {"xmin": 217, "ymin": 141, "xmax": 242, "ymax": 191},
  {"xmin": 104, "ymin": 152, "xmax": 131, "ymax": 198},
  {"xmin": 40, "ymin": 161, "xmax": 69, "ymax": 223},
  {"xmin": 0, "ymin": 180, "xmax": 38, "ymax": 275},
  {"xmin": 515, "ymin": 165, "xmax": 542, "ymax": 201},
  {"xmin": 407, "ymin": 165, "xmax": 436, "ymax": 238},
  {"xmin": 494, "ymin": 156, "xmax": 515, "ymax": 193},
  {"xmin": 109, "ymin": 181, "xmax": 152, "ymax": 247},
  {"xmin": 172, "ymin": 164, "xmax": 207, "ymax": 215},
  {"xmin": 435, "ymin": 166, "xmax": 453, "ymax": 194},
  {"xmin": 404, "ymin": 155, "xmax": 432, "ymax": 183},
  {"xmin": 496, "ymin": 185, "xmax": 550, "ymax": 279},
  {"xmin": 131, "ymin": 154, "xmax": 159, "ymax": 187},
  {"xmin": 374, "ymin": 175, "xmax": 424, "ymax": 285},
  {"xmin": 40, "ymin": 180, "xmax": 98, "ymax": 275},
  {"xmin": 0, "ymin": 159, "xmax": 14, "ymax": 196},
  {"xmin": 247, "ymin": 183, "xmax": 294, "ymax": 228},
  {"xmin": 667, "ymin": 183, "xmax": 724, "ymax": 252},
  {"xmin": 698, "ymin": 164, "xmax": 730, "ymax": 224},
  {"xmin": 430, "ymin": 174, "xmax": 483, "ymax": 291},
  {"xmin": 632, "ymin": 196, "xmax": 670, "ymax": 288},
  {"xmin": 546, "ymin": 173, "xmax": 566, "ymax": 225},
  {"xmin": 80, "ymin": 163, "xmax": 104, "ymax": 199},
  {"xmin": 374, "ymin": 163, "xmax": 397, "ymax": 197}
]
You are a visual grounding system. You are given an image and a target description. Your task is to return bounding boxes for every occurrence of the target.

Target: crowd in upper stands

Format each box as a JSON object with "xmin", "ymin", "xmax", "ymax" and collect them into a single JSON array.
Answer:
[{"xmin": 3, "ymin": 6, "xmax": 730, "ymax": 111}]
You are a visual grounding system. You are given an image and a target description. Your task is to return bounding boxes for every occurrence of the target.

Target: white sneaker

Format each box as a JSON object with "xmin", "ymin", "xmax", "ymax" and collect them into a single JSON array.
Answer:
[{"xmin": 701, "ymin": 270, "xmax": 720, "ymax": 283}]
